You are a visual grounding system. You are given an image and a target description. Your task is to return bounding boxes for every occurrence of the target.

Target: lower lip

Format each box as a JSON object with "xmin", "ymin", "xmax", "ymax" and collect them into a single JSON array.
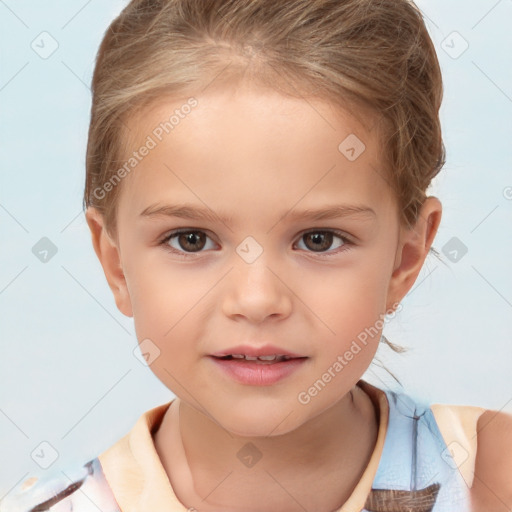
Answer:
[{"xmin": 209, "ymin": 356, "xmax": 308, "ymax": 386}]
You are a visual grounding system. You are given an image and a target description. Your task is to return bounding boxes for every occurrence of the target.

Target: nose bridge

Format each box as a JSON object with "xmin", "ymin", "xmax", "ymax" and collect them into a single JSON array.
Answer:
[
  {"xmin": 233, "ymin": 246, "xmax": 279, "ymax": 296},
  {"xmin": 222, "ymin": 240, "xmax": 292, "ymax": 322},
  {"xmin": 233, "ymin": 234, "xmax": 274, "ymax": 281}
]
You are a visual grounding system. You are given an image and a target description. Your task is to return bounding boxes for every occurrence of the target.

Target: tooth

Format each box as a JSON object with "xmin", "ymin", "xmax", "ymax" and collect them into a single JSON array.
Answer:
[{"xmin": 227, "ymin": 354, "xmax": 295, "ymax": 361}]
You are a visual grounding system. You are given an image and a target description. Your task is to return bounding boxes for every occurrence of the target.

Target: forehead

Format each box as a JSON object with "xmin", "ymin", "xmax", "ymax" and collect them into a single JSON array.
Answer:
[
  {"xmin": 124, "ymin": 83, "xmax": 382, "ymax": 153},
  {"xmin": 116, "ymin": 84, "xmax": 396, "ymax": 225}
]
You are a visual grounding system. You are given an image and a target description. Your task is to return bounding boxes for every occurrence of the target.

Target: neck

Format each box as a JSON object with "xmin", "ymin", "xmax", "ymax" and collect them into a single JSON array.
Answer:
[{"xmin": 154, "ymin": 383, "xmax": 379, "ymax": 512}]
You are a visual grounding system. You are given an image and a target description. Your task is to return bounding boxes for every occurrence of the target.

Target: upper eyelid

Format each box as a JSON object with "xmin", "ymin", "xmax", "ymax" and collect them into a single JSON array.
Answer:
[
  {"xmin": 160, "ymin": 227, "xmax": 352, "ymax": 238},
  {"xmin": 160, "ymin": 228, "xmax": 218, "ymax": 244}
]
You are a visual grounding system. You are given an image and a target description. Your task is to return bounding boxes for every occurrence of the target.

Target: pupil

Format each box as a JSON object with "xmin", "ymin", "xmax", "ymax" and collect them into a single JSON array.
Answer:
[
  {"xmin": 307, "ymin": 232, "xmax": 331, "ymax": 251},
  {"xmin": 180, "ymin": 232, "xmax": 204, "ymax": 252}
]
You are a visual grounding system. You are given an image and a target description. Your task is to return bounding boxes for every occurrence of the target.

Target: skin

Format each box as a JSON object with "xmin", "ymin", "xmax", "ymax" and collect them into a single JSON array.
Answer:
[
  {"xmin": 86, "ymin": 80, "xmax": 445, "ymax": 511},
  {"xmin": 471, "ymin": 410, "xmax": 512, "ymax": 511}
]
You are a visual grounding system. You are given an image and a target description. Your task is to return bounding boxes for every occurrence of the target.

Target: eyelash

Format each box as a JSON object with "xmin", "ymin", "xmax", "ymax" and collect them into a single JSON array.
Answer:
[{"xmin": 158, "ymin": 228, "xmax": 354, "ymax": 259}]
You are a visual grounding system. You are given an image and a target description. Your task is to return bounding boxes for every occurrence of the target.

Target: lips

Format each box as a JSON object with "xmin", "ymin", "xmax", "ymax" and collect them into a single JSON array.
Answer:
[{"xmin": 209, "ymin": 352, "xmax": 308, "ymax": 385}]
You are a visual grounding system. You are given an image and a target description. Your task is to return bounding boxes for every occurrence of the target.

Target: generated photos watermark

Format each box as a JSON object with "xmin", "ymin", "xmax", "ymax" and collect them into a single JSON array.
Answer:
[
  {"xmin": 297, "ymin": 302, "xmax": 402, "ymax": 405},
  {"xmin": 93, "ymin": 97, "xmax": 198, "ymax": 201}
]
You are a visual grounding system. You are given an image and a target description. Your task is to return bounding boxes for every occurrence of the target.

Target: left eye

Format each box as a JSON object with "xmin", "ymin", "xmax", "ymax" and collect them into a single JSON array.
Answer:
[{"xmin": 295, "ymin": 231, "xmax": 349, "ymax": 253}]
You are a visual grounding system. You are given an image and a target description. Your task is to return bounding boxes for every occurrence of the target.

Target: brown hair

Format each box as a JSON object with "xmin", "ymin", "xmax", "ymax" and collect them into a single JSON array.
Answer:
[{"xmin": 84, "ymin": 0, "xmax": 445, "ymax": 242}]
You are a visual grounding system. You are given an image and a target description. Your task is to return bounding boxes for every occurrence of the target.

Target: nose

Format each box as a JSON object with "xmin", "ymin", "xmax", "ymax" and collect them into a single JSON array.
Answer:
[{"xmin": 221, "ymin": 253, "xmax": 293, "ymax": 324}]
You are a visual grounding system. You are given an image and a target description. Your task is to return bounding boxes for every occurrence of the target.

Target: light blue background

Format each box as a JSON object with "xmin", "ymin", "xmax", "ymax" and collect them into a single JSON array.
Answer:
[{"xmin": 1, "ymin": 0, "xmax": 511, "ymax": 498}]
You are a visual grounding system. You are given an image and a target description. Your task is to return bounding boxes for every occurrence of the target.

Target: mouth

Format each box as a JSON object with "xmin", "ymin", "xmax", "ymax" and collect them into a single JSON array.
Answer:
[{"xmin": 211, "ymin": 354, "xmax": 306, "ymax": 364}]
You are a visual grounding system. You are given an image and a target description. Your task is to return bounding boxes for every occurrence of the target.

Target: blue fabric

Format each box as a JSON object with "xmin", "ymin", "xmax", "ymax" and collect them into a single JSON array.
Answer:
[{"xmin": 362, "ymin": 388, "xmax": 470, "ymax": 511}]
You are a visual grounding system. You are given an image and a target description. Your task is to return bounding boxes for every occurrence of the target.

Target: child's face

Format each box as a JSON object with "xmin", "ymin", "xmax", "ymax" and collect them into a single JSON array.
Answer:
[{"xmin": 90, "ymin": 82, "xmax": 427, "ymax": 437}]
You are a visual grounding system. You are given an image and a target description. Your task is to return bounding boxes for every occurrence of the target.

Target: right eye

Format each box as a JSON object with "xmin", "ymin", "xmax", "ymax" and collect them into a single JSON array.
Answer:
[{"xmin": 159, "ymin": 229, "xmax": 218, "ymax": 255}]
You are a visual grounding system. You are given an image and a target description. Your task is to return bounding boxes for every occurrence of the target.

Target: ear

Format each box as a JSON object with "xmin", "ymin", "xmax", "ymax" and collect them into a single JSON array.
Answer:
[
  {"xmin": 386, "ymin": 196, "xmax": 442, "ymax": 311},
  {"xmin": 85, "ymin": 207, "xmax": 133, "ymax": 317}
]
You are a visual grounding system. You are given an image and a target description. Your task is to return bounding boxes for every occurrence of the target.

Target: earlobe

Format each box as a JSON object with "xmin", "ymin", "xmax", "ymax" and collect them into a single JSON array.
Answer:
[
  {"xmin": 85, "ymin": 207, "xmax": 133, "ymax": 318},
  {"xmin": 386, "ymin": 197, "xmax": 442, "ymax": 310}
]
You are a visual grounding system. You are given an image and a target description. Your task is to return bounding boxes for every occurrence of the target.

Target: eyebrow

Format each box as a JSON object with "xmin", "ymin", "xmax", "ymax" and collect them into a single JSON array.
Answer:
[{"xmin": 139, "ymin": 203, "xmax": 376, "ymax": 224}]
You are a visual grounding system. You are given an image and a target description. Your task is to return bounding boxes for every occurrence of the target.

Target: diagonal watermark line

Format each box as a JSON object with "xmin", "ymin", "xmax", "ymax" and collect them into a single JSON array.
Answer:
[
  {"xmin": 265, "ymin": 266, "xmax": 336, "ymax": 334},
  {"xmin": 163, "ymin": 364, "xmax": 297, "ymax": 457},
  {"xmin": 369, "ymin": 359, "xmax": 402, "ymax": 386},
  {"xmin": 406, "ymin": 265, "xmax": 439, "ymax": 297},
  {"xmin": 198, "ymin": 470, "xmax": 235, "ymax": 504},
  {"xmin": 367, "ymin": 368, "xmax": 451, "ymax": 452},
  {"xmin": 471, "ymin": 0, "xmax": 502, "ymax": 30},
  {"xmin": 61, "ymin": 210, "xmax": 84, "ymax": 233},
  {"xmin": 470, "ymin": 395, "xmax": 512, "ymax": 441},
  {"xmin": 472, "ymin": 61, "xmax": 512, "ymax": 105},
  {"xmin": 162, "ymin": 367, "xmax": 235, "ymax": 439},
  {"xmin": 164, "ymin": 267, "xmax": 234, "ymax": 337},
  {"xmin": 368, "ymin": 161, "xmax": 394, "ymax": 192},
  {"xmin": 471, "ymin": 265, "xmax": 512, "ymax": 308},
  {"xmin": 0, "ymin": 203, "xmax": 29, "ymax": 232},
  {"xmin": 212, "ymin": 6, "xmax": 235, "ymax": 30},
  {"xmin": 61, "ymin": 0, "xmax": 93, "ymax": 29},
  {"xmin": 266, "ymin": 60, "xmax": 337, "ymax": 132},
  {"xmin": 199, "ymin": 61, "xmax": 234, "ymax": 95},
  {"xmin": 61, "ymin": 60, "xmax": 91, "ymax": 90},
  {"xmin": 470, "ymin": 205, "xmax": 499, "ymax": 233},
  {"xmin": 0, "ymin": 266, "xmax": 29, "ymax": 295},
  {"xmin": 264, "ymin": 470, "xmax": 309, "ymax": 512},
  {"xmin": 60, "ymin": 470, "xmax": 103, "ymax": 511},
  {"xmin": 265, "ymin": 408, "xmax": 295, "ymax": 436},
  {"xmin": 61, "ymin": 369, "xmax": 131, "ymax": 439},
  {"xmin": 0, "ymin": 0, "xmax": 29, "ymax": 28},
  {"xmin": 0, "ymin": 62, "xmax": 29, "ymax": 92},
  {"xmin": 266, "ymin": 164, "xmax": 337, "ymax": 234},
  {"xmin": 0, "ymin": 472, "xmax": 30, "ymax": 503},
  {"xmin": 418, "ymin": 8, "xmax": 439, "ymax": 30},
  {"xmin": 61, "ymin": 265, "xmax": 132, "ymax": 334},
  {"xmin": 163, "ymin": 163, "xmax": 234, "ymax": 233},
  {"xmin": 0, "ymin": 407, "xmax": 29, "ymax": 439},
  {"xmin": 470, "ymin": 470, "xmax": 510, "ymax": 510}
]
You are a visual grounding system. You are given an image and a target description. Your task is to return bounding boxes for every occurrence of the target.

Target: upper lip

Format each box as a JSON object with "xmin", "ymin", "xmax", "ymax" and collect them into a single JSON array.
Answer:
[{"xmin": 211, "ymin": 344, "xmax": 306, "ymax": 358}]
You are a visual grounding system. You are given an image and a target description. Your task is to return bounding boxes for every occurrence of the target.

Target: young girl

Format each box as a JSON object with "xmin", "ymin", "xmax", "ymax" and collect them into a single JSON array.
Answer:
[{"xmin": 3, "ymin": 0, "xmax": 511, "ymax": 511}]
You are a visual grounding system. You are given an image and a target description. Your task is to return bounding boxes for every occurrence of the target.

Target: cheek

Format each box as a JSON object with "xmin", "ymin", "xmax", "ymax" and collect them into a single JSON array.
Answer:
[
  {"xmin": 311, "ymin": 263, "xmax": 390, "ymax": 337},
  {"xmin": 123, "ymin": 250, "xmax": 199, "ymax": 339},
  {"xmin": 128, "ymin": 267, "xmax": 201, "ymax": 386},
  {"xmin": 306, "ymin": 255, "xmax": 393, "ymax": 374},
  {"xmin": 126, "ymin": 258, "xmax": 217, "ymax": 380}
]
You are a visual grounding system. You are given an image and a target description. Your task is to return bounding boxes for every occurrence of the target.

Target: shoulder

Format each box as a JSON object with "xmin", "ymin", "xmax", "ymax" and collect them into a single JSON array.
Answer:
[
  {"xmin": 471, "ymin": 408, "xmax": 512, "ymax": 511},
  {"xmin": 0, "ymin": 458, "xmax": 121, "ymax": 512},
  {"xmin": 430, "ymin": 402, "xmax": 486, "ymax": 488},
  {"xmin": 430, "ymin": 402, "xmax": 512, "ymax": 510}
]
